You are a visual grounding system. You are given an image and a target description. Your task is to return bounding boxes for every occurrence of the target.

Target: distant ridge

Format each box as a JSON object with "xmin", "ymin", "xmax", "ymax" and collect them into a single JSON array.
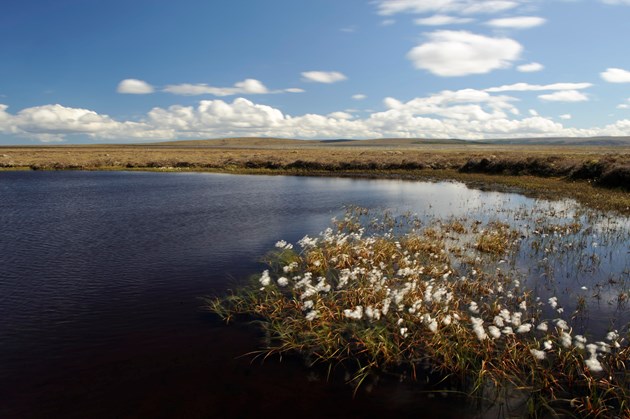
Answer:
[
  {"xmin": 152, "ymin": 137, "xmax": 473, "ymax": 147},
  {"xmin": 150, "ymin": 136, "xmax": 630, "ymax": 147},
  {"xmin": 483, "ymin": 136, "xmax": 630, "ymax": 146}
]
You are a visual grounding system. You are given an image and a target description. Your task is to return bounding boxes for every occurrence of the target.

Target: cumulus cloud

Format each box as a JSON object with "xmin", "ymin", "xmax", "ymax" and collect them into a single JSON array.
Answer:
[
  {"xmin": 376, "ymin": 0, "xmax": 518, "ymax": 15},
  {"xmin": 414, "ymin": 15, "xmax": 474, "ymax": 25},
  {"xmin": 301, "ymin": 71, "xmax": 347, "ymax": 83},
  {"xmin": 3, "ymin": 92, "xmax": 630, "ymax": 143},
  {"xmin": 538, "ymin": 90, "xmax": 588, "ymax": 102},
  {"xmin": 486, "ymin": 16, "xmax": 546, "ymax": 29},
  {"xmin": 407, "ymin": 31, "xmax": 522, "ymax": 76},
  {"xmin": 600, "ymin": 67, "xmax": 630, "ymax": 83},
  {"xmin": 486, "ymin": 82, "xmax": 592, "ymax": 92},
  {"xmin": 117, "ymin": 79, "xmax": 155, "ymax": 94},
  {"xmin": 327, "ymin": 111, "xmax": 354, "ymax": 120},
  {"xmin": 0, "ymin": 103, "xmax": 168, "ymax": 141},
  {"xmin": 517, "ymin": 62, "xmax": 544, "ymax": 72},
  {"xmin": 163, "ymin": 78, "xmax": 270, "ymax": 96}
]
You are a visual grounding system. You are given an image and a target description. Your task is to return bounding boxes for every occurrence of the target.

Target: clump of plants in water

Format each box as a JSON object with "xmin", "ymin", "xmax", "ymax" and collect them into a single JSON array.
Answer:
[{"xmin": 208, "ymin": 206, "xmax": 629, "ymax": 418}]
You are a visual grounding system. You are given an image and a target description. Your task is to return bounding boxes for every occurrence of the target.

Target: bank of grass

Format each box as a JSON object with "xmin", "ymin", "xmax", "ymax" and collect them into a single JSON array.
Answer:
[
  {"xmin": 208, "ymin": 207, "xmax": 629, "ymax": 418},
  {"xmin": 1, "ymin": 143, "xmax": 629, "ymax": 213}
]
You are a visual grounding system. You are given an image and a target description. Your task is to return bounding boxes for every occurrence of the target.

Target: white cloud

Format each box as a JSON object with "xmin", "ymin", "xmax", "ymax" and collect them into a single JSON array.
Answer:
[
  {"xmin": 285, "ymin": 88, "xmax": 305, "ymax": 93},
  {"xmin": 600, "ymin": 67, "xmax": 630, "ymax": 83},
  {"xmin": 559, "ymin": 113, "xmax": 572, "ymax": 119},
  {"xmin": 0, "ymin": 103, "xmax": 168, "ymax": 141},
  {"xmin": 529, "ymin": 109, "xmax": 539, "ymax": 116},
  {"xmin": 486, "ymin": 82, "xmax": 592, "ymax": 92},
  {"xmin": 163, "ymin": 78, "xmax": 269, "ymax": 96},
  {"xmin": 618, "ymin": 104, "xmax": 629, "ymax": 109},
  {"xmin": 407, "ymin": 31, "xmax": 522, "ymax": 76},
  {"xmin": 516, "ymin": 62, "xmax": 544, "ymax": 72},
  {"xmin": 414, "ymin": 15, "xmax": 474, "ymax": 26},
  {"xmin": 14, "ymin": 104, "xmax": 120, "ymax": 134},
  {"xmin": 327, "ymin": 111, "xmax": 354, "ymax": 120},
  {"xmin": 352, "ymin": 94, "xmax": 367, "ymax": 100},
  {"xmin": 117, "ymin": 79, "xmax": 154, "ymax": 94},
  {"xmin": 375, "ymin": 0, "xmax": 518, "ymax": 16},
  {"xmin": 381, "ymin": 19, "xmax": 396, "ymax": 26},
  {"xmin": 4, "ymin": 93, "xmax": 630, "ymax": 143},
  {"xmin": 301, "ymin": 71, "xmax": 347, "ymax": 83},
  {"xmin": 538, "ymin": 90, "xmax": 588, "ymax": 102},
  {"xmin": 486, "ymin": 16, "xmax": 546, "ymax": 29}
]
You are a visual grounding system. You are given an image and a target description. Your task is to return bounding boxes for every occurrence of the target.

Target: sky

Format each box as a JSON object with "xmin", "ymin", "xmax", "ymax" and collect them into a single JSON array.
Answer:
[{"xmin": 1, "ymin": 0, "xmax": 630, "ymax": 144}]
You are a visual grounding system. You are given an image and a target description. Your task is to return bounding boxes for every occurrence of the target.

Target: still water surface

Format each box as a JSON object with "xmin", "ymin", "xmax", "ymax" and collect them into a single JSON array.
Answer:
[{"xmin": 0, "ymin": 171, "xmax": 627, "ymax": 418}]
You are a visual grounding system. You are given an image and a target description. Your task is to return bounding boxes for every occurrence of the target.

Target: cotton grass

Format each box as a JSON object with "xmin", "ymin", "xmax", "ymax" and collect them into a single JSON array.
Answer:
[{"xmin": 208, "ymin": 206, "xmax": 629, "ymax": 417}]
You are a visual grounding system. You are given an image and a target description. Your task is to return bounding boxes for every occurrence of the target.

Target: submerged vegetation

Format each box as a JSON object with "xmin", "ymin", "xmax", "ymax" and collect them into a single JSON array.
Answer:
[{"xmin": 209, "ymin": 206, "xmax": 629, "ymax": 418}]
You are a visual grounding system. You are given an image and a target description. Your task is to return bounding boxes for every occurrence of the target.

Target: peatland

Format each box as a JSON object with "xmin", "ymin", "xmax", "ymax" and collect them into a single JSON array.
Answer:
[{"xmin": 1, "ymin": 137, "xmax": 629, "ymax": 213}]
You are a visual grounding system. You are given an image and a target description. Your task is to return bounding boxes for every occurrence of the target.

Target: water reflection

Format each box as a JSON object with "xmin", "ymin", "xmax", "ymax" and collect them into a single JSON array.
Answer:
[{"xmin": 0, "ymin": 171, "xmax": 627, "ymax": 418}]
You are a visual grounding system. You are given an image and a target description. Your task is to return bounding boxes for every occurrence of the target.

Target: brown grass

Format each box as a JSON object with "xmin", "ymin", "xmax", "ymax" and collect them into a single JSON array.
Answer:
[{"xmin": 1, "ymin": 141, "xmax": 629, "ymax": 213}]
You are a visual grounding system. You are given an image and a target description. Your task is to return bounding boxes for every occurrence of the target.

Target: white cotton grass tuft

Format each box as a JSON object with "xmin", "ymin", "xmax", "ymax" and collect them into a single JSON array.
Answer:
[
  {"xmin": 305, "ymin": 310, "xmax": 320, "ymax": 321},
  {"xmin": 560, "ymin": 331, "xmax": 572, "ymax": 348},
  {"xmin": 400, "ymin": 327, "xmax": 409, "ymax": 338},
  {"xmin": 283, "ymin": 261, "xmax": 299, "ymax": 273},
  {"xmin": 585, "ymin": 354, "xmax": 603, "ymax": 373},
  {"xmin": 530, "ymin": 349, "xmax": 546, "ymax": 360},
  {"xmin": 421, "ymin": 314, "xmax": 438, "ymax": 333},
  {"xmin": 574, "ymin": 335, "xmax": 587, "ymax": 350},
  {"xmin": 554, "ymin": 319, "xmax": 569, "ymax": 331},
  {"xmin": 344, "ymin": 305, "xmax": 363, "ymax": 320},
  {"xmin": 277, "ymin": 276, "xmax": 289, "ymax": 287},
  {"xmin": 275, "ymin": 240, "xmax": 293, "ymax": 250},
  {"xmin": 493, "ymin": 315, "xmax": 505, "ymax": 327},
  {"xmin": 259, "ymin": 270, "xmax": 271, "ymax": 287},
  {"xmin": 469, "ymin": 301, "xmax": 480, "ymax": 314},
  {"xmin": 471, "ymin": 317, "xmax": 487, "ymax": 341},
  {"xmin": 365, "ymin": 305, "xmax": 381, "ymax": 321},
  {"xmin": 488, "ymin": 325, "xmax": 502, "ymax": 339}
]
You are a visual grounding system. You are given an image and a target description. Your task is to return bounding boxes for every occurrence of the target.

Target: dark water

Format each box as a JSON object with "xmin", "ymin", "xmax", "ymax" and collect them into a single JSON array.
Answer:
[{"xmin": 0, "ymin": 171, "xmax": 627, "ymax": 418}]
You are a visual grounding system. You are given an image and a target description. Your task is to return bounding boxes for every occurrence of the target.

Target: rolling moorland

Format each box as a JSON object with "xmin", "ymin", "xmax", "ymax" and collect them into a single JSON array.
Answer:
[{"xmin": 1, "ymin": 136, "xmax": 629, "ymax": 213}]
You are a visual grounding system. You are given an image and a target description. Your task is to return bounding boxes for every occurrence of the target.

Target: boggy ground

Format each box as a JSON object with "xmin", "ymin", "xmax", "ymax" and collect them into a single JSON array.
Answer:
[{"xmin": 1, "ymin": 139, "xmax": 629, "ymax": 213}]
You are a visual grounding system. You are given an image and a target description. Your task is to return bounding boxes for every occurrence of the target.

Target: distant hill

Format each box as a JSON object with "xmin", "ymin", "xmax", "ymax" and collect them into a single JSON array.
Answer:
[
  {"xmin": 483, "ymin": 136, "xmax": 630, "ymax": 146},
  {"xmin": 151, "ymin": 137, "xmax": 473, "ymax": 148},
  {"xmin": 154, "ymin": 137, "xmax": 304, "ymax": 147},
  {"xmin": 149, "ymin": 136, "xmax": 630, "ymax": 148}
]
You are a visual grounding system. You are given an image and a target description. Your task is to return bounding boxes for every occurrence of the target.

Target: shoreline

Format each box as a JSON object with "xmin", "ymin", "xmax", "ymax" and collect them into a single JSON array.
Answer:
[
  {"xmin": 3, "ymin": 164, "xmax": 629, "ymax": 215},
  {"xmin": 1, "ymin": 142, "xmax": 628, "ymax": 214}
]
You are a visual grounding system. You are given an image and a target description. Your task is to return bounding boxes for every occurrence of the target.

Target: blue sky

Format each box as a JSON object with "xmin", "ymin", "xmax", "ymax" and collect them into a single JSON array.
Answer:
[{"xmin": 1, "ymin": 0, "xmax": 629, "ymax": 144}]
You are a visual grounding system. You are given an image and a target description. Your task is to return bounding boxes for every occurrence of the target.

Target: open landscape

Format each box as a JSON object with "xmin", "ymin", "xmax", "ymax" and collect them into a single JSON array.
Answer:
[
  {"xmin": 3, "ymin": 1, "xmax": 630, "ymax": 418},
  {"xmin": 2, "ymin": 137, "xmax": 630, "ymax": 213}
]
